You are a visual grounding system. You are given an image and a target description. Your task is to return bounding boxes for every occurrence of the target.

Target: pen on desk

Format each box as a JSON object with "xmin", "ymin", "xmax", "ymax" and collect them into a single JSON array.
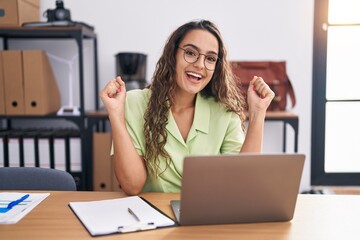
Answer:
[
  {"xmin": 7, "ymin": 194, "xmax": 30, "ymax": 209},
  {"xmin": 128, "ymin": 207, "xmax": 141, "ymax": 222},
  {"xmin": 118, "ymin": 207, "xmax": 156, "ymax": 233}
]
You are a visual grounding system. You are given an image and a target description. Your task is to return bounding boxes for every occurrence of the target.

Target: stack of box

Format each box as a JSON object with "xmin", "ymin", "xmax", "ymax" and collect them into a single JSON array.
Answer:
[
  {"xmin": 0, "ymin": 50, "xmax": 61, "ymax": 115},
  {"xmin": 0, "ymin": 1, "xmax": 59, "ymax": 115},
  {"xmin": 0, "ymin": 0, "xmax": 40, "ymax": 27}
]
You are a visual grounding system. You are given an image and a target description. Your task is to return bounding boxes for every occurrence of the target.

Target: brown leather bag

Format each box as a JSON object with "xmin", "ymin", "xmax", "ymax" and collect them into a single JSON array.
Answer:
[{"xmin": 230, "ymin": 61, "xmax": 296, "ymax": 111}]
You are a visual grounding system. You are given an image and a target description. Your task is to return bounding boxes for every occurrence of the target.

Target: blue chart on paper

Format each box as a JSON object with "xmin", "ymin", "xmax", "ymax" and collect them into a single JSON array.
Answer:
[
  {"xmin": 0, "ymin": 208, "xmax": 11, "ymax": 213},
  {"xmin": 0, "ymin": 197, "xmax": 31, "ymax": 213}
]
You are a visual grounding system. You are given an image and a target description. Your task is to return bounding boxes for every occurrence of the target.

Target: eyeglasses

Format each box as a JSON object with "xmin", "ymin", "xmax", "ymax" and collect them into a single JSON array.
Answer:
[{"xmin": 178, "ymin": 47, "xmax": 219, "ymax": 71}]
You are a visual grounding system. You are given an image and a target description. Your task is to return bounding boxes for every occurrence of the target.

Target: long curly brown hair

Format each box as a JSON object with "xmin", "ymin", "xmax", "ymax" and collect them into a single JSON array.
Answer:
[{"xmin": 143, "ymin": 20, "xmax": 247, "ymax": 178}]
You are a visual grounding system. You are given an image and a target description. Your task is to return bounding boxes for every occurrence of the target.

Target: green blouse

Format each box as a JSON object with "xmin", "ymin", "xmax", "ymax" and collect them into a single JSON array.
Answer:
[{"xmin": 113, "ymin": 88, "xmax": 245, "ymax": 192}]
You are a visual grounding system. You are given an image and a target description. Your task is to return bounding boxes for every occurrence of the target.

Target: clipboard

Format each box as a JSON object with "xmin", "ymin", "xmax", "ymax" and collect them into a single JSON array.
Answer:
[{"xmin": 69, "ymin": 196, "xmax": 177, "ymax": 236}]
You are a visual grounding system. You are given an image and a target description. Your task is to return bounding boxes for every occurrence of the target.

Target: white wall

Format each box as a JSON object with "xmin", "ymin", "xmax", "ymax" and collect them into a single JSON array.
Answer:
[{"xmin": 37, "ymin": 0, "xmax": 314, "ymax": 191}]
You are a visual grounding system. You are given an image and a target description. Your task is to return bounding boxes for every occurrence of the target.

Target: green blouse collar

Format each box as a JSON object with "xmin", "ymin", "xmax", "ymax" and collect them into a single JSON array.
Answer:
[{"xmin": 166, "ymin": 93, "xmax": 210, "ymax": 145}]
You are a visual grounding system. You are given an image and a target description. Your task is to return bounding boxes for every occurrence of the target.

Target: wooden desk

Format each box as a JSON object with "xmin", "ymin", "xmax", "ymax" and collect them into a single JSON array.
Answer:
[{"xmin": 1, "ymin": 191, "xmax": 359, "ymax": 239}]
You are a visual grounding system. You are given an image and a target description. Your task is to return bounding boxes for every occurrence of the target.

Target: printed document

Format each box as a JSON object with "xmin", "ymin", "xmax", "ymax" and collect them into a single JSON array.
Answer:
[{"xmin": 0, "ymin": 192, "xmax": 50, "ymax": 224}]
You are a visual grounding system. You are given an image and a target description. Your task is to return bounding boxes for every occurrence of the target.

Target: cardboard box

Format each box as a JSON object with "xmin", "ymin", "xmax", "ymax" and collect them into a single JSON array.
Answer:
[
  {"xmin": 0, "ymin": 0, "xmax": 40, "ymax": 27},
  {"xmin": 23, "ymin": 50, "xmax": 61, "ymax": 115},
  {"xmin": 93, "ymin": 132, "xmax": 113, "ymax": 191},
  {"xmin": 0, "ymin": 52, "xmax": 5, "ymax": 115},
  {"xmin": 2, "ymin": 50, "xmax": 25, "ymax": 115}
]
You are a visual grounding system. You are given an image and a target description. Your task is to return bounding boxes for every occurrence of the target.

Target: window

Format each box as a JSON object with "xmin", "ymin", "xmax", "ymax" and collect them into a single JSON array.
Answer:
[{"xmin": 312, "ymin": 0, "xmax": 360, "ymax": 185}]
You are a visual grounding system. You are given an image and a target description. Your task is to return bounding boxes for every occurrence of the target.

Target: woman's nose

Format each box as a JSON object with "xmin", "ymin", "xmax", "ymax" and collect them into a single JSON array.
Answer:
[{"xmin": 193, "ymin": 54, "xmax": 206, "ymax": 69}]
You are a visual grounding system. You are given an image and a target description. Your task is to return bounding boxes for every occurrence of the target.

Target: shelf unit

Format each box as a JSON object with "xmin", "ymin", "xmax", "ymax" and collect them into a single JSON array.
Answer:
[{"xmin": 0, "ymin": 26, "xmax": 99, "ymax": 190}]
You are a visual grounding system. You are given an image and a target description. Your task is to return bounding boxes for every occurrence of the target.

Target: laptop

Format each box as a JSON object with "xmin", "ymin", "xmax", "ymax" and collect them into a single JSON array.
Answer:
[{"xmin": 171, "ymin": 154, "xmax": 305, "ymax": 226}]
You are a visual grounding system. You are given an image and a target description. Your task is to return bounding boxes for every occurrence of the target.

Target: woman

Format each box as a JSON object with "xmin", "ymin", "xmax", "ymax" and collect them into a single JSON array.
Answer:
[{"xmin": 100, "ymin": 20, "xmax": 274, "ymax": 195}]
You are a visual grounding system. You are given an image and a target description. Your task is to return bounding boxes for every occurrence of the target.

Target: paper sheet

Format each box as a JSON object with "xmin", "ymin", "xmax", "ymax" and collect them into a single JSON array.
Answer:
[{"xmin": 0, "ymin": 192, "xmax": 50, "ymax": 224}]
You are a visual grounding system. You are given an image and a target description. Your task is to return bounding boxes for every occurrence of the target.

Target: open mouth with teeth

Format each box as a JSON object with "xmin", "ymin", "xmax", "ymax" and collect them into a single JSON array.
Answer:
[{"xmin": 186, "ymin": 71, "xmax": 203, "ymax": 81}]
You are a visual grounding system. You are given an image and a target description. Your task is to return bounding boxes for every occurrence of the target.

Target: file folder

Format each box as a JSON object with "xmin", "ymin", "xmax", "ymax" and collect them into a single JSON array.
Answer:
[
  {"xmin": 23, "ymin": 131, "xmax": 36, "ymax": 167},
  {"xmin": 2, "ymin": 51, "xmax": 25, "ymax": 115},
  {"xmin": 52, "ymin": 130, "xmax": 82, "ymax": 173},
  {"xmin": 0, "ymin": 130, "xmax": 9, "ymax": 167},
  {"xmin": 69, "ymin": 134, "xmax": 81, "ymax": 172},
  {"xmin": 0, "ymin": 131, "xmax": 5, "ymax": 167},
  {"xmin": 53, "ymin": 131, "xmax": 66, "ymax": 171},
  {"xmin": 93, "ymin": 132, "xmax": 112, "ymax": 191},
  {"xmin": 0, "ymin": 52, "xmax": 5, "ymax": 115},
  {"xmin": 22, "ymin": 50, "xmax": 61, "ymax": 115},
  {"xmin": 37, "ymin": 131, "xmax": 51, "ymax": 169},
  {"xmin": 8, "ymin": 131, "xmax": 22, "ymax": 167}
]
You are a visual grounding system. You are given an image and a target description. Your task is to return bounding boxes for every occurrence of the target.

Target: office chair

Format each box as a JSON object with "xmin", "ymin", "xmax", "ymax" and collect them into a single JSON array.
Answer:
[{"xmin": 0, "ymin": 167, "xmax": 77, "ymax": 191}]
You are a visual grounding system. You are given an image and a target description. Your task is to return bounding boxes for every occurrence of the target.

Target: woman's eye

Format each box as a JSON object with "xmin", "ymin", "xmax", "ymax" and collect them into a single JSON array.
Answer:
[
  {"xmin": 185, "ymin": 49, "xmax": 197, "ymax": 57},
  {"xmin": 206, "ymin": 56, "xmax": 217, "ymax": 63}
]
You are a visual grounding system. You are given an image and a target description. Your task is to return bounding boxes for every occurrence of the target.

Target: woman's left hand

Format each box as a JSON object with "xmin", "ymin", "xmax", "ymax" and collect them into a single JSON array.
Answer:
[{"xmin": 247, "ymin": 76, "xmax": 275, "ymax": 114}]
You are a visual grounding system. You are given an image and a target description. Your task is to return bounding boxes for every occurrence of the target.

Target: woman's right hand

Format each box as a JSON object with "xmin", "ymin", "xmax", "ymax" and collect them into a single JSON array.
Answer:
[
  {"xmin": 100, "ymin": 76, "xmax": 147, "ymax": 195},
  {"xmin": 99, "ymin": 76, "xmax": 126, "ymax": 117}
]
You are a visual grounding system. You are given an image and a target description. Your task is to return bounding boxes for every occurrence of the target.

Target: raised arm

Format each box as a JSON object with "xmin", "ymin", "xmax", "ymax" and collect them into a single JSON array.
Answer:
[
  {"xmin": 240, "ymin": 76, "xmax": 275, "ymax": 153},
  {"xmin": 99, "ymin": 76, "xmax": 147, "ymax": 195}
]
